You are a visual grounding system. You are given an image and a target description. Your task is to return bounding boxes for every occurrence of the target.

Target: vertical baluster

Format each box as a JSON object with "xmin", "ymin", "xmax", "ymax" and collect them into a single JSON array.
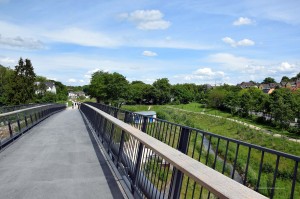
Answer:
[
  {"xmin": 270, "ymin": 155, "xmax": 280, "ymax": 199},
  {"xmin": 243, "ymin": 147, "xmax": 252, "ymax": 185},
  {"xmin": 255, "ymin": 151, "xmax": 265, "ymax": 191},
  {"xmin": 290, "ymin": 161, "xmax": 298, "ymax": 199},
  {"xmin": 222, "ymin": 140, "xmax": 230, "ymax": 174},
  {"xmin": 232, "ymin": 143, "xmax": 240, "ymax": 179}
]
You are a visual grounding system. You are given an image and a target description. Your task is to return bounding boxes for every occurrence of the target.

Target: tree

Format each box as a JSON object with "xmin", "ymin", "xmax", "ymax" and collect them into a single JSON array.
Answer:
[
  {"xmin": 153, "ymin": 78, "xmax": 171, "ymax": 104},
  {"xmin": 88, "ymin": 71, "xmax": 129, "ymax": 107},
  {"xmin": 262, "ymin": 77, "xmax": 276, "ymax": 84},
  {"xmin": 281, "ymin": 76, "xmax": 290, "ymax": 82},
  {"xmin": 0, "ymin": 65, "xmax": 14, "ymax": 105},
  {"xmin": 171, "ymin": 84, "xmax": 194, "ymax": 104},
  {"xmin": 128, "ymin": 81, "xmax": 151, "ymax": 104},
  {"xmin": 9, "ymin": 58, "xmax": 36, "ymax": 105},
  {"xmin": 207, "ymin": 87, "xmax": 227, "ymax": 109},
  {"xmin": 269, "ymin": 88, "xmax": 296, "ymax": 128},
  {"xmin": 291, "ymin": 72, "xmax": 300, "ymax": 81},
  {"xmin": 238, "ymin": 89, "xmax": 251, "ymax": 117},
  {"xmin": 54, "ymin": 81, "xmax": 68, "ymax": 101}
]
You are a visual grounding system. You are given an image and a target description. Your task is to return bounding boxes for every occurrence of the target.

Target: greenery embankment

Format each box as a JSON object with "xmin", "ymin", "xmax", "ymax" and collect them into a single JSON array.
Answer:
[{"xmin": 123, "ymin": 104, "xmax": 300, "ymax": 199}]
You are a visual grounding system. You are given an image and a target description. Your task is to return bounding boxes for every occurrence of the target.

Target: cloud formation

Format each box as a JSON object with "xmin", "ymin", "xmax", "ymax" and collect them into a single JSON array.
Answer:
[
  {"xmin": 174, "ymin": 67, "xmax": 227, "ymax": 84},
  {"xmin": 142, "ymin": 50, "xmax": 157, "ymax": 57},
  {"xmin": 119, "ymin": 10, "xmax": 171, "ymax": 30},
  {"xmin": 45, "ymin": 28, "xmax": 120, "ymax": 48},
  {"xmin": 233, "ymin": 17, "xmax": 253, "ymax": 26},
  {"xmin": 278, "ymin": 62, "xmax": 297, "ymax": 72},
  {"xmin": 0, "ymin": 34, "xmax": 44, "ymax": 49},
  {"xmin": 222, "ymin": 37, "xmax": 255, "ymax": 47},
  {"xmin": 0, "ymin": 57, "xmax": 15, "ymax": 65},
  {"xmin": 67, "ymin": 78, "xmax": 77, "ymax": 83}
]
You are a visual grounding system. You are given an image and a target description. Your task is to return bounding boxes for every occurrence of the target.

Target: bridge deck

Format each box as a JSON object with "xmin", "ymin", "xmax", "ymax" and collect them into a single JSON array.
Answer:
[{"xmin": 0, "ymin": 108, "xmax": 124, "ymax": 199}]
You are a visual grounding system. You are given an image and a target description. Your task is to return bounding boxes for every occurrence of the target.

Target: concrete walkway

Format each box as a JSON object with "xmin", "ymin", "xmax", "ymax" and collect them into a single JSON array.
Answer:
[{"xmin": 0, "ymin": 109, "xmax": 124, "ymax": 199}]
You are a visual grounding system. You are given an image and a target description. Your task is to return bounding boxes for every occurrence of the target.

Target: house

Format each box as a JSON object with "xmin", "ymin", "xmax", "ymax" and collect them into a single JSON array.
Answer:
[
  {"xmin": 259, "ymin": 84, "xmax": 270, "ymax": 90},
  {"xmin": 237, "ymin": 82, "xmax": 258, "ymax": 89},
  {"xmin": 68, "ymin": 91, "xmax": 87, "ymax": 99},
  {"xmin": 68, "ymin": 92, "xmax": 77, "ymax": 98},
  {"xmin": 280, "ymin": 79, "xmax": 300, "ymax": 91},
  {"xmin": 45, "ymin": 82, "xmax": 56, "ymax": 94},
  {"xmin": 35, "ymin": 81, "xmax": 56, "ymax": 94}
]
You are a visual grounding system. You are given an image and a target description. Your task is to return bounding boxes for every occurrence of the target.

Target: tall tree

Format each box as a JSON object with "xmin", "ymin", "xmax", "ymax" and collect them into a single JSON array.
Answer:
[
  {"xmin": 9, "ymin": 58, "xmax": 36, "ymax": 105},
  {"xmin": 88, "ymin": 71, "xmax": 129, "ymax": 107},
  {"xmin": 262, "ymin": 77, "xmax": 276, "ymax": 84},
  {"xmin": 153, "ymin": 78, "xmax": 171, "ymax": 104},
  {"xmin": 281, "ymin": 76, "xmax": 290, "ymax": 82},
  {"xmin": 0, "ymin": 65, "xmax": 14, "ymax": 105},
  {"xmin": 269, "ymin": 88, "xmax": 296, "ymax": 128}
]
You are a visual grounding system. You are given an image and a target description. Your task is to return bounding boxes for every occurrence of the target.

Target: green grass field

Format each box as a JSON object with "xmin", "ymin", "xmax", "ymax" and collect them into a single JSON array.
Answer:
[{"xmin": 122, "ymin": 103, "xmax": 300, "ymax": 199}]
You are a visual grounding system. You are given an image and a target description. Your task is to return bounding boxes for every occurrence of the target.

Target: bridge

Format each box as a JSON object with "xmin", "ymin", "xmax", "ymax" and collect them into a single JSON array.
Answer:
[{"xmin": 0, "ymin": 103, "xmax": 298, "ymax": 199}]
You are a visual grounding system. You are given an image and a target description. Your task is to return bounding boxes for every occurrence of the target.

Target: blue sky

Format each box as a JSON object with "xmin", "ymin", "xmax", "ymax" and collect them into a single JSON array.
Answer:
[{"xmin": 0, "ymin": 0, "xmax": 299, "ymax": 86}]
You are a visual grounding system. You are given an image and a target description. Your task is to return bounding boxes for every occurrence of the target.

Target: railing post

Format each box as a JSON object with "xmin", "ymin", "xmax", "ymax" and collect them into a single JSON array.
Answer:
[
  {"xmin": 168, "ymin": 127, "xmax": 190, "ymax": 199},
  {"xmin": 17, "ymin": 114, "xmax": 21, "ymax": 133},
  {"xmin": 8, "ymin": 121, "xmax": 13, "ymax": 138},
  {"xmin": 131, "ymin": 116, "xmax": 148, "ymax": 195},
  {"xmin": 24, "ymin": 115, "xmax": 28, "ymax": 127},
  {"xmin": 30, "ymin": 114, "xmax": 33, "ymax": 126},
  {"xmin": 117, "ymin": 112, "xmax": 129, "ymax": 167},
  {"xmin": 108, "ymin": 109, "xmax": 119, "ymax": 153}
]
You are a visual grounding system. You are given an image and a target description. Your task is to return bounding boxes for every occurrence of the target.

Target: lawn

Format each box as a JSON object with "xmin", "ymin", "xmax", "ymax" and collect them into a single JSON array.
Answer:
[{"xmin": 122, "ymin": 103, "xmax": 300, "ymax": 199}]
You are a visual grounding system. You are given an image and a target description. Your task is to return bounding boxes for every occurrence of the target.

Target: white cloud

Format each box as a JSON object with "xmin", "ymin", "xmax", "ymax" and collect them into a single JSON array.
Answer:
[
  {"xmin": 45, "ymin": 28, "xmax": 121, "ymax": 48},
  {"xmin": 79, "ymin": 79, "xmax": 85, "ymax": 83},
  {"xmin": 233, "ymin": 17, "xmax": 253, "ymax": 26},
  {"xmin": 237, "ymin": 39, "xmax": 255, "ymax": 46},
  {"xmin": 136, "ymin": 38, "xmax": 214, "ymax": 50},
  {"xmin": 208, "ymin": 53, "xmax": 255, "ymax": 70},
  {"xmin": 0, "ymin": 34, "xmax": 44, "ymax": 49},
  {"xmin": 142, "ymin": 50, "xmax": 157, "ymax": 57},
  {"xmin": 119, "ymin": 10, "xmax": 171, "ymax": 30},
  {"xmin": 67, "ymin": 78, "xmax": 77, "ymax": 83},
  {"xmin": 278, "ymin": 62, "xmax": 297, "ymax": 72},
  {"xmin": 193, "ymin": 67, "xmax": 225, "ymax": 77},
  {"xmin": 222, "ymin": 37, "xmax": 235, "ymax": 46},
  {"xmin": 222, "ymin": 37, "xmax": 255, "ymax": 47},
  {"xmin": 0, "ymin": 57, "xmax": 15, "ymax": 65},
  {"xmin": 174, "ymin": 67, "xmax": 228, "ymax": 84},
  {"xmin": 46, "ymin": 77, "xmax": 57, "ymax": 81}
]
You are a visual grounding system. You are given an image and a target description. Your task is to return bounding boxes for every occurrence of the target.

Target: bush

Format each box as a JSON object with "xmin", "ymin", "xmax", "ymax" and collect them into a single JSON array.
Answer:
[{"xmin": 156, "ymin": 110, "xmax": 171, "ymax": 121}]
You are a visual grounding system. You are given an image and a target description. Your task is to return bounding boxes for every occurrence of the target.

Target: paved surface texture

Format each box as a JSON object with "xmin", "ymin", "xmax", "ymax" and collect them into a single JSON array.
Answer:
[{"xmin": 0, "ymin": 109, "xmax": 124, "ymax": 199}]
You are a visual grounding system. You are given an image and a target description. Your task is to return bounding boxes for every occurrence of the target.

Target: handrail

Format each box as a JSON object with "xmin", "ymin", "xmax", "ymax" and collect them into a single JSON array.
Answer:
[
  {"xmin": 0, "ymin": 104, "xmax": 53, "ymax": 117},
  {"xmin": 0, "ymin": 103, "xmax": 66, "ymax": 150},
  {"xmin": 84, "ymin": 103, "xmax": 267, "ymax": 199}
]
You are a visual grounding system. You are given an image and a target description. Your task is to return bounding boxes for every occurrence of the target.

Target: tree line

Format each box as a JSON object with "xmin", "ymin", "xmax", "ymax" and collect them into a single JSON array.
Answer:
[
  {"xmin": 0, "ymin": 58, "xmax": 68, "ymax": 106},
  {"xmin": 87, "ymin": 70, "xmax": 300, "ymax": 133},
  {"xmin": 87, "ymin": 70, "xmax": 211, "ymax": 106}
]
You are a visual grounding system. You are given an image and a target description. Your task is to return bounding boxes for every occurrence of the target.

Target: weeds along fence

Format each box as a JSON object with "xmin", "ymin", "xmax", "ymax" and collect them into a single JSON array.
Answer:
[
  {"xmin": 0, "ymin": 103, "xmax": 47, "ymax": 114},
  {"xmin": 0, "ymin": 103, "xmax": 66, "ymax": 149},
  {"xmin": 80, "ymin": 103, "xmax": 266, "ymax": 199},
  {"xmin": 85, "ymin": 102, "xmax": 300, "ymax": 199}
]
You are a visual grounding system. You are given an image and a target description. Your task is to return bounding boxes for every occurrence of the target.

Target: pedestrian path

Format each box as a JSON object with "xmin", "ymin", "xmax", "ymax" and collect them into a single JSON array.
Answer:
[{"xmin": 0, "ymin": 109, "xmax": 124, "ymax": 199}]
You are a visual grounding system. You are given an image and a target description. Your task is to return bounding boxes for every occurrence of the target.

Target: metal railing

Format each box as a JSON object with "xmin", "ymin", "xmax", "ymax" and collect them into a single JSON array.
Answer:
[
  {"xmin": 85, "ymin": 102, "xmax": 300, "ymax": 199},
  {"xmin": 0, "ymin": 103, "xmax": 66, "ymax": 149},
  {"xmin": 81, "ymin": 103, "xmax": 267, "ymax": 199},
  {"xmin": 0, "ymin": 103, "xmax": 47, "ymax": 114}
]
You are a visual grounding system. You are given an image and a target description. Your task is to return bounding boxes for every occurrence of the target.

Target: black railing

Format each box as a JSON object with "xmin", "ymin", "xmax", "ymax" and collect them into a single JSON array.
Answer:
[
  {"xmin": 80, "ymin": 103, "xmax": 266, "ymax": 199},
  {"xmin": 85, "ymin": 102, "xmax": 300, "ymax": 199},
  {"xmin": 0, "ymin": 104, "xmax": 66, "ymax": 149},
  {"xmin": 0, "ymin": 103, "xmax": 47, "ymax": 114}
]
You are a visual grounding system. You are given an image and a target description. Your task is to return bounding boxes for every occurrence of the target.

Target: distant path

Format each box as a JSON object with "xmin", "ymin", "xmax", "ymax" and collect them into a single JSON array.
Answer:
[
  {"xmin": 166, "ymin": 106, "xmax": 300, "ymax": 143},
  {"xmin": 0, "ymin": 109, "xmax": 124, "ymax": 199}
]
